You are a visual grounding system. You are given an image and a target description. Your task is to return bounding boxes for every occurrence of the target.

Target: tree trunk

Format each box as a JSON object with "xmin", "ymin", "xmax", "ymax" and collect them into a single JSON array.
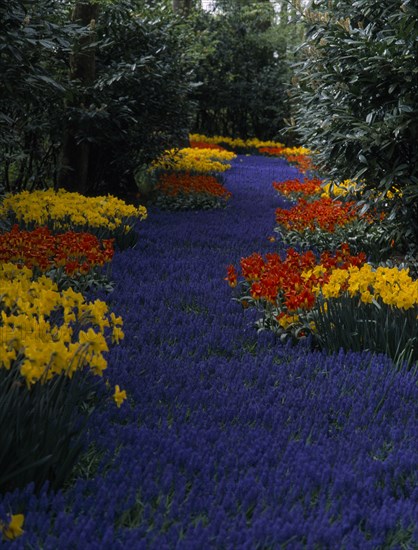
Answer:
[{"xmin": 60, "ymin": 2, "xmax": 99, "ymax": 194}]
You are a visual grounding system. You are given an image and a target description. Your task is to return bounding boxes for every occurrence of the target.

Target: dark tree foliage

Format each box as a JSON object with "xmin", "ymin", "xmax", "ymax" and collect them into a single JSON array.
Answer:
[
  {"xmin": 190, "ymin": 1, "xmax": 291, "ymax": 140},
  {"xmin": 0, "ymin": 0, "xmax": 196, "ymax": 195},
  {"xmin": 293, "ymin": 0, "xmax": 418, "ymax": 245},
  {"xmin": 60, "ymin": 0, "xmax": 195, "ymax": 195},
  {"xmin": 0, "ymin": 0, "xmax": 79, "ymax": 192}
]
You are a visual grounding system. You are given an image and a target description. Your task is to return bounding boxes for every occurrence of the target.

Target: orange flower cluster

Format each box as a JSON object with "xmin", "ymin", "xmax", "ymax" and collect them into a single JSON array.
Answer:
[
  {"xmin": 0, "ymin": 225, "xmax": 114, "ymax": 275},
  {"xmin": 157, "ymin": 173, "xmax": 232, "ymax": 199},
  {"xmin": 275, "ymin": 197, "xmax": 359, "ymax": 232},
  {"xmin": 283, "ymin": 154, "xmax": 314, "ymax": 173},
  {"xmin": 258, "ymin": 147, "xmax": 314, "ymax": 173},
  {"xmin": 258, "ymin": 146, "xmax": 284, "ymax": 156},
  {"xmin": 190, "ymin": 141, "xmax": 227, "ymax": 151},
  {"xmin": 225, "ymin": 265, "xmax": 238, "ymax": 287},
  {"xmin": 273, "ymin": 178, "xmax": 322, "ymax": 199},
  {"xmin": 230, "ymin": 245, "xmax": 366, "ymax": 312}
]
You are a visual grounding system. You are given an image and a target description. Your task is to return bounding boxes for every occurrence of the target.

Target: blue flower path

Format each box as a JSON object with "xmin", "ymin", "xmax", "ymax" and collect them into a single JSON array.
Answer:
[{"xmin": 3, "ymin": 156, "xmax": 417, "ymax": 549}]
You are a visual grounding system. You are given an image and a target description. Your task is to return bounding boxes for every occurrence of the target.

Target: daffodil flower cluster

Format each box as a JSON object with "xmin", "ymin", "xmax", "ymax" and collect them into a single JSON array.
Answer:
[
  {"xmin": 189, "ymin": 134, "xmax": 314, "ymax": 173},
  {"xmin": 0, "ymin": 263, "xmax": 124, "ymax": 386},
  {"xmin": 151, "ymin": 147, "xmax": 236, "ymax": 174},
  {"xmin": 280, "ymin": 146, "xmax": 311, "ymax": 156},
  {"xmin": 189, "ymin": 133, "xmax": 284, "ymax": 149},
  {"xmin": 321, "ymin": 179, "xmax": 362, "ymax": 199},
  {"xmin": 320, "ymin": 264, "xmax": 418, "ymax": 308},
  {"xmin": 0, "ymin": 189, "xmax": 147, "ymax": 232},
  {"xmin": 321, "ymin": 179, "xmax": 402, "ymax": 201}
]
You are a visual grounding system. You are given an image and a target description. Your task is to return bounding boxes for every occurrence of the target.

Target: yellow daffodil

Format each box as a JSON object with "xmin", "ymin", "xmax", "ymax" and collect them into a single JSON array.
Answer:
[
  {"xmin": 113, "ymin": 385, "xmax": 127, "ymax": 407},
  {"xmin": 320, "ymin": 264, "xmax": 418, "ymax": 310},
  {"xmin": 78, "ymin": 329, "xmax": 109, "ymax": 354},
  {"xmin": 1, "ymin": 514, "xmax": 24, "ymax": 541},
  {"xmin": 277, "ymin": 313, "xmax": 300, "ymax": 329},
  {"xmin": 112, "ymin": 326, "xmax": 125, "ymax": 344},
  {"xmin": 321, "ymin": 179, "xmax": 362, "ymax": 198}
]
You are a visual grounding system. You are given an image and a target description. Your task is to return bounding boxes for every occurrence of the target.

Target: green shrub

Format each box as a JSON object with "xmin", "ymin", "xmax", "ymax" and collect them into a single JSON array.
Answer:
[
  {"xmin": 311, "ymin": 294, "xmax": 418, "ymax": 372},
  {"xmin": 0, "ymin": 367, "xmax": 99, "ymax": 494},
  {"xmin": 275, "ymin": 216, "xmax": 400, "ymax": 262},
  {"xmin": 293, "ymin": 0, "xmax": 418, "ymax": 245}
]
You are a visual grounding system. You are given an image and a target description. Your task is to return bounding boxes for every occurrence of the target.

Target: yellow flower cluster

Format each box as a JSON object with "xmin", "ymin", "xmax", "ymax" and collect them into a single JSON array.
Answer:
[
  {"xmin": 321, "ymin": 264, "xmax": 418, "ymax": 309},
  {"xmin": 189, "ymin": 133, "xmax": 284, "ymax": 149},
  {"xmin": 1, "ymin": 514, "xmax": 24, "ymax": 541},
  {"xmin": 0, "ymin": 263, "xmax": 124, "ymax": 386},
  {"xmin": 280, "ymin": 146, "xmax": 311, "ymax": 156},
  {"xmin": 321, "ymin": 179, "xmax": 403, "ymax": 201},
  {"xmin": 113, "ymin": 384, "xmax": 127, "ymax": 407},
  {"xmin": 386, "ymin": 187, "xmax": 402, "ymax": 199},
  {"xmin": 321, "ymin": 179, "xmax": 362, "ymax": 198},
  {"xmin": 151, "ymin": 147, "xmax": 236, "ymax": 173},
  {"xmin": 0, "ymin": 189, "xmax": 147, "ymax": 232},
  {"xmin": 277, "ymin": 313, "xmax": 300, "ymax": 329}
]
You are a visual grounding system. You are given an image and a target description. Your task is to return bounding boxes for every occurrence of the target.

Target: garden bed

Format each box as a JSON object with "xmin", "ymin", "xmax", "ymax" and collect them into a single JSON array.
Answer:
[{"xmin": 0, "ymin": 154, "xmax": 417, "ymax": 548}]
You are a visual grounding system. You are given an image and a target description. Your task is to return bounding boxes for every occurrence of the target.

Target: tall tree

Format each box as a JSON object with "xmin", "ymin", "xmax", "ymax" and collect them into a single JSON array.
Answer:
[
  {"xmin": 57, "ymin": 0, "xmax": 196, "ymax": 195},
  {"xmin": 60, "ymin": 1, "xmax": 100, "ymax": 193}
]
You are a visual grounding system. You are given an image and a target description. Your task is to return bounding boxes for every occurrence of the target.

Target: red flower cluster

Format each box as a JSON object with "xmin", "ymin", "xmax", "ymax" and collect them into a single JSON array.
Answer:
[
  {"xmin": 225, "ymin": 265, "xmax": 238, "ymax": 287},
  {"xmin": 273, "ymin": 178, "xmax": 322, "ymax": 198},
  {"xmin": 157, "ymin": 173, "xmax": 232, "ymax": 199},
  {"xmin": 232, "ymin": 245, "xmax": 366, "ymax": 312},
  {"xmin": 190, "ymin": 141, "xmax": 226, "ymax": 151},
  {"xmin": 276, "ymin": 197, "xmax": 359, "ymax": 232},
  {"xmin": 0, "ymin": 225, "xmax": 114, "ymax": 275}
]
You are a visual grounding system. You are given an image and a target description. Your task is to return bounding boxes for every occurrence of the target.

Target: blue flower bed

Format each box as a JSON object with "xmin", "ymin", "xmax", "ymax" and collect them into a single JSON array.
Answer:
[{"xmin": 1, "ymin": 156, "xmax": 417, "ymax": 548}]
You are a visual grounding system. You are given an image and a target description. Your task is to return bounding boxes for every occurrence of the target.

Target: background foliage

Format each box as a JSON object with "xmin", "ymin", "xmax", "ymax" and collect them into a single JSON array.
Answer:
[
  {"xmin": 0, "ymin": 0, "xmax": 304, "ymax": 194},
  {"xmin": 0, "ymin": 0, "xmax": 77, "ymax": 192},
  {"xmin": 292, "ymin": 0, "xmax": 418, "ymax": 246},
  {"xmin": 0, "ymin": 0, "xmax": 196, "ymax": 195},
  {"xmin": 61, "ymin": 0, "xmax": 196, "ymax": 194},
  {"xmin": 189, "ymin": 0, "xmax": 293, "ymax": 139}
]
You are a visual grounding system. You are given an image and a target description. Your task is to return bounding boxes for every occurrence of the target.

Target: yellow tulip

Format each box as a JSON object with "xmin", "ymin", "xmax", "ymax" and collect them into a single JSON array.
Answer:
[{"xmin": 1, "ymin": 514, "xmax": 24, "ymax": 540}]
